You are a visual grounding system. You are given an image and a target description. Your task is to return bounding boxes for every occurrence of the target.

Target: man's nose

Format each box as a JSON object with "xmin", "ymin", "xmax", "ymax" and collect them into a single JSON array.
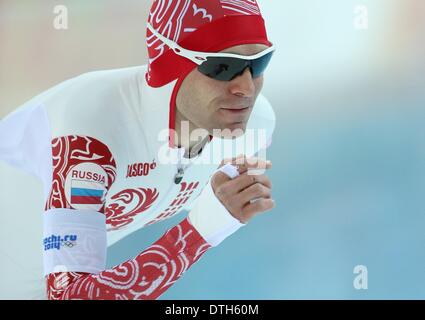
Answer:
[{"xmin": 228, "ymin": 67, "xmax": 256, "ymax": 98}]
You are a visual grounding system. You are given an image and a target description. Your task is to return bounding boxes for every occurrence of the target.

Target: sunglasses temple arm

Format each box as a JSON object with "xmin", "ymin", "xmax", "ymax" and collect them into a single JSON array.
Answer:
[{"xmin": 147, "ymin": 23, "xmax": 205, "ymax": 65}]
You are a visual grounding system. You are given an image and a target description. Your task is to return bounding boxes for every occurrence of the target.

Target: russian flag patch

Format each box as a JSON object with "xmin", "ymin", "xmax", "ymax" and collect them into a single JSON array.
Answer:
[{"xmin": 70, "ymin": 179, "xmax": 105, "ymax": 205}]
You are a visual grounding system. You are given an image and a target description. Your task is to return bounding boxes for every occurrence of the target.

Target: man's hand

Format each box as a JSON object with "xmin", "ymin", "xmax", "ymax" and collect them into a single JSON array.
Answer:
[{"xmin": 211, "ymin": 155, "xmax": 275, "ymax": 224}]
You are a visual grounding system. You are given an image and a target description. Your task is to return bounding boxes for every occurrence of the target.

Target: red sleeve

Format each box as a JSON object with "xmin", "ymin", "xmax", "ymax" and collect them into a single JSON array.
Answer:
[
  {"xmin": 47, "ymin": 217, "xmax": 210, "ymax": 300},
  {"xmin": 45, "ymin": 135, "xmax": 211, "ymax": 300}
]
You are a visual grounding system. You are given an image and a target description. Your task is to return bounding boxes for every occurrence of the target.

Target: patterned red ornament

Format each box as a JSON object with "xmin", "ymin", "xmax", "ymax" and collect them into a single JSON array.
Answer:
[{"xmin": 105, "ymin": 188, "xmax": 160, "ymax": 230}]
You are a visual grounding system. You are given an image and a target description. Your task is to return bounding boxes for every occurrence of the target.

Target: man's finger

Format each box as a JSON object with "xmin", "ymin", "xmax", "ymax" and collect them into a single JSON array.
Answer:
[
  {"xmin": 220, "ymin": 154, "xmax": 246, "ymax": 166},
  {"xmin": 213, "ymin": 157, "xmax": 272, "ymax": 189},
  {"xmin": 236, "ymin": 183, "xmax": 272, "ymax": 205},
  {"xmin": 221, "ymin": 173, "xmax": 272, "ymax": 196},
  {"xmin": 241, "ymin": 198, "xmax": 275, "ymax": 222},
  {"xmin": 211, "ymin": 166, "xmax": 233, "ymax": 190},
  {"xmin": 234, "ymin": 158, "xmax": 272, "ymax": 175}
]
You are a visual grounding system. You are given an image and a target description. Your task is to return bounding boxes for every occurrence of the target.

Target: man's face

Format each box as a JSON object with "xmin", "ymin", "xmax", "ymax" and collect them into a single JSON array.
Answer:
[{"xmin": 176, "ymin": 44, "xmax": 269, "ymax": 138}]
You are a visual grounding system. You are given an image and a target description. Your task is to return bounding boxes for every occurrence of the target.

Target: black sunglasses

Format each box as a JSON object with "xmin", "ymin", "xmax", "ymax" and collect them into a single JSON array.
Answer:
[
  {"xmin": 147, "ymin": 23, "xmax": 275, "ymax": 82},
  {"xmin": 197, "ymin": 51, "xmax": 274, "ymax": 81}
]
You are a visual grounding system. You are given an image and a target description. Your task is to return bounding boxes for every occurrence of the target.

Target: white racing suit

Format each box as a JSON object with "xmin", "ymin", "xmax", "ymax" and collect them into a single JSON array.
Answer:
[{"xmin": 0, "ymin": 65, "xmax": 275, "ymax": 299}]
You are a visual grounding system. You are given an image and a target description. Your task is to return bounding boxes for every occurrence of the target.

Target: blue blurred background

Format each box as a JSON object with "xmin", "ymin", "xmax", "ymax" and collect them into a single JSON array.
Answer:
[{"xmin": 1, "ymin": 0, "xmax": 424, "ymax": 299}]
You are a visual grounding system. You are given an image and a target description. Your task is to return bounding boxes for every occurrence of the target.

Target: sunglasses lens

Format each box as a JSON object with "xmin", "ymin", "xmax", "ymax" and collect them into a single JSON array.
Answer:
[
  {"xmin": 251, "ymin": 51, "xmax": 274, "ymax": 78},
  {"xmin": 198, "ymin": 57, "xmax": 247, "ymax": 81},
  {"xmin": 197, "ymin": 51, "xmax": 274, "ymax": 81}
]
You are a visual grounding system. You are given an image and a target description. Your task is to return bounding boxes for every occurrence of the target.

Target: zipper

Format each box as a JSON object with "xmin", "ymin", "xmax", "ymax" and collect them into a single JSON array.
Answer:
[
  {"xmin": 174, "ymin": 147, "xmax": 191, "ymax": 184},
  {"xmin": 174, "ymin": 136, "xmax": 210, "ymax": 184},
  {"xmin": 174, "ymin": 167, "xmax": 185, "ymax": 184},
  {"xmin": 144, "ymin": 148, "xmax": 186, "ymax": 220},
  {"xmin": 138, "ymin": 146, "xmax": 199, "ymax": 225}
]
